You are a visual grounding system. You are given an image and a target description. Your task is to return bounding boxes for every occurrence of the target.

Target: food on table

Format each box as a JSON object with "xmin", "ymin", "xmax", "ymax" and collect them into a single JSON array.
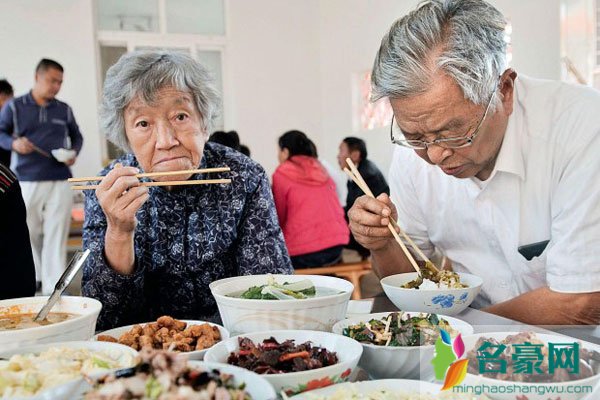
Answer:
[
  {"xmin": 0, "ymin": 346, "xmax": 135, "ymax": 398},
  {"xmin": 0, "ymin": 312, "xmax": 76, "ymax": 331},
  {"xmin": 466, "ymin": 332, "xmax": 600, "ymax": 382},
  {"xmin": 97, "ymin": 316, "xmax": 221, "ymax": 352},
  {"xmin": 226, "ymin": 337, "xmax": 338, "ymax": 374},
  {"xmin": 343, "ymin": 312, "xmax": 457, "ymax": 346},
  {"xmin": 232, "ymin": 275, "xmax": 317, "ymax": 300},
  {"xmin": 401, "ymin": 268, "xmax": 467, "ymax": 289},
  {"xmin": 85, "ymin": 348, "xmax": 251, "ymax": 400}
]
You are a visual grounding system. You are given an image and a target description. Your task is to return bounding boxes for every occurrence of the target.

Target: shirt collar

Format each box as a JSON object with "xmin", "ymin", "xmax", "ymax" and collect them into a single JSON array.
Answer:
[
  {"xmin": 25, "ymin": 90, "xmax": 57, "ymax": 107},
  {"xmin": 490, "ymin": 83, "xmax": 525, "ymax": 180}
]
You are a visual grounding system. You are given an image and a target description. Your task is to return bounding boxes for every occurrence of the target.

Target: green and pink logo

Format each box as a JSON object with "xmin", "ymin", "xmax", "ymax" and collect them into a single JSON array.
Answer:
[{"xmin": 431, "ymin": 329, "xmax": 469, "ymax": 391}]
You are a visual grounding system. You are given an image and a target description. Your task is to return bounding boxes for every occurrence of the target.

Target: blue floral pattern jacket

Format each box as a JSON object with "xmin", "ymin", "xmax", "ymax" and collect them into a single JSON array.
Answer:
[{"xmin": 82, "ymin": 143, "xmax": 292, "ymax": 330}]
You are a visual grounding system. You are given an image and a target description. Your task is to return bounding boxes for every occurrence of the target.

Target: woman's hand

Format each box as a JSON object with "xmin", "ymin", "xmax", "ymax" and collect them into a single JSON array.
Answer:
[
  {"xmin": 96, "ymin": 163, "xmax": 149, "ymax": 274},
  {"xmin": 96, "ymin": 163, "xmax": 149, "ymax": 235},
  {"xmin": 348, "ymin": 193, "xmax": 398, "ymax": 251}
]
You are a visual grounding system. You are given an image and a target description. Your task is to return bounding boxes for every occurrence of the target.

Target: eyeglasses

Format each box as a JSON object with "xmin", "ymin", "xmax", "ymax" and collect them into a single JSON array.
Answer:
[{"xmin": 389, "ymin": 88, "xmax": 497, "ymax": 150}]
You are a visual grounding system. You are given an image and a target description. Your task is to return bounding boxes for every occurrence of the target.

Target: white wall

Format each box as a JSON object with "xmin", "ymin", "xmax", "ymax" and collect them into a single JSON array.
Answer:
[
  {"xmin": 226, "ymin": 0, "xmax": 322, "ymax": 176},
  {"xmin": 0, "ymin": 0, "xmax": 103, "ymax": 178}
]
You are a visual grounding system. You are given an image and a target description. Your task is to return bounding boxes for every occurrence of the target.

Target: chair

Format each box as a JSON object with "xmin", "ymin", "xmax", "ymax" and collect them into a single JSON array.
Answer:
[{"xmin": 295, "ymin": 260, "xmax": 372, "ymax": 300}]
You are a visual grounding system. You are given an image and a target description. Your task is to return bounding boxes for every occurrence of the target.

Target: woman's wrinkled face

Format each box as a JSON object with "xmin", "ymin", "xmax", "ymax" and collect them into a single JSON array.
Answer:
[{"xmin": 124, "ymin": 87, "xmax": 207, "ymax": 182}]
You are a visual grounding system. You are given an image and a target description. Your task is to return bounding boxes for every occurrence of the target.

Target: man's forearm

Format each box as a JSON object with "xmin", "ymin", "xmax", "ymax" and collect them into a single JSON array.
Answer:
[
  {"xmin": 371, "ymin": 239, "xmax": 417, "ymax": 278},
  {"xmin": 484, "ymin": 287, "xmax": 600, "ymax": 325},
  {"xmin": 0, "ymin": 133, "xmax": 13, "ymax": 151},
  {"xmin": 104, "ymin": 227, "xmax": 136, "ymax": 275}
]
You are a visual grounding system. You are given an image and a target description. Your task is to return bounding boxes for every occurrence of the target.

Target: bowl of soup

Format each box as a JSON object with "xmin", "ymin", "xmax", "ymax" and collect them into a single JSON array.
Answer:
[
  {"xmin": 0, "ymin": 296, "xmax": 102, "ymax": 351},
  {"xmin": 210, "ymin": 274, "xmax": 353, "ymax": 335}
]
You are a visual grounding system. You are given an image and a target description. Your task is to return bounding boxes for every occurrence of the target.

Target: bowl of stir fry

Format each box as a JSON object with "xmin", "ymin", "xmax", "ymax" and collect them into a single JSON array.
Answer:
[
  {"xmin": 380, "ymin": 272, "xmax": 483, "ymax": 315},
  {"xmin": 332, "ymin": 312, "xmax": 473, "ymax": 379},
  {"xmin": 204, "ymin": 330, "xmax": 363, "ymax": 396},
  {"xmin": 210, "ymin": 275, "xmax": 353, "ymax": 335}
]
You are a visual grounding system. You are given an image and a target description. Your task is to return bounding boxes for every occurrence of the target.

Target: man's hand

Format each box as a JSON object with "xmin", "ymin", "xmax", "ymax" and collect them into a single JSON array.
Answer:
[
  {"xmin": 64, "ymin": 157, "xmax": 76, "ymax": 166},
  {"xmin": 12, "ymin": 137, "xmax": 35, "ymax": 154},
  {"xmin": 348, "ymin": 193, "xmax": 399, "ymax": 251}
]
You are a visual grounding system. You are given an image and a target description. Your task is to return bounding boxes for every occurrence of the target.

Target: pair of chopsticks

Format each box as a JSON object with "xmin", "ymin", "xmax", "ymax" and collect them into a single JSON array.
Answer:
[
  {"xmin": 69, "ymin": 167, "xmax": 231, "ymax": 190},
  {"xmin": 343, "ymin": 158, "xmax": 440, "ymax": 275}
]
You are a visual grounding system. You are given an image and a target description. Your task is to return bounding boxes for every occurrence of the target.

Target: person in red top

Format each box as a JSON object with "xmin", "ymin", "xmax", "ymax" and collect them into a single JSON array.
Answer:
[{"xmin": 272, "ymin": 130, "xmax": 349, "ymax": 268}]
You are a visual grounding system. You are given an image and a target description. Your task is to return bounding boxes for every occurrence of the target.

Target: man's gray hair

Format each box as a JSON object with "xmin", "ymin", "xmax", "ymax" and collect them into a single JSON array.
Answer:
[
  {"xmin": 371, "ymin": 0, "xmax": 507, "ymax": 107},
  {"xmin": 100, "ymin": 50, "xmax": 221, "ymax": 152}
]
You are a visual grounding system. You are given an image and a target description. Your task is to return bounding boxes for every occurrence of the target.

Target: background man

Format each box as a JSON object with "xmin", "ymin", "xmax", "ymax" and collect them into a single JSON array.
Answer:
[
  {"xmin": 337, "ymin": 136, "xmax": 388, "ymax": 258},
  {"xmin": 0, "ymin": 58, "xmax": 83, "ymax": 294}
]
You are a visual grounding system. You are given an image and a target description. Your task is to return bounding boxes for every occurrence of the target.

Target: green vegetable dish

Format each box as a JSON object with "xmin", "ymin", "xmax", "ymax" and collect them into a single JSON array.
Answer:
[
  {"xmin": 343, "ymin": 312, "xmax": 457, "ymax": 346},
  {"xmin": 233, "ymin": 276, "xmax": 319, "ymax": 300}
]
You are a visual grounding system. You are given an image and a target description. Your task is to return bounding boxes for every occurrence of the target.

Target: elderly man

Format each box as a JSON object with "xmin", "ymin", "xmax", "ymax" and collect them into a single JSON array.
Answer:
[
  {"xmin": 349, "ymin": 0, "xmax": 600, "ymax": 325},
  {"xmin": 82, "ymin": 51, "xmax": 292, "ymax": 330}
]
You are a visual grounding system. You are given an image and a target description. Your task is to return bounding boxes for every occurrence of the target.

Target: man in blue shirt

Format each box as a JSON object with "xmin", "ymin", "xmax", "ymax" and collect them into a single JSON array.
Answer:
[{"xmin": 0, "ymin": 59, "xmax": 83, "ymax": 294}]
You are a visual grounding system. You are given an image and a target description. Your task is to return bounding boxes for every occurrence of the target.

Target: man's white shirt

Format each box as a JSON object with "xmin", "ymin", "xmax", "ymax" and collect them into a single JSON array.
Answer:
[{"xmin": 389, "ymin": 75, "xmax": 600, "ymax": 308}]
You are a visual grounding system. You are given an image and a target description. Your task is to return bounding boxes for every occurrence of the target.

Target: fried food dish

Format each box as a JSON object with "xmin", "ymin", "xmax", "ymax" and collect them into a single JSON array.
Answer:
[{"xmin": 97, "ymin": 316, "xmax": 221, "ymax": 353}]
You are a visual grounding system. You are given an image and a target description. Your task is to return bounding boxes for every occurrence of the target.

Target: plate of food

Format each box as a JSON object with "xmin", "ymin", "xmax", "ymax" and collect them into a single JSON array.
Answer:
[
  {"xmin": 210, "ymin": 274, "xmax": 353, "ymax": 335},
  {"xmin": 95, "ymin": 315, "xmax": 228, "ymax": 360},
  {"xmin": 462, "ymin": 331, "xmax": 600, "ymax": 400},
  {"xmin": 0, "ymin": 341, "xmax": 137, "ymax": 400},
  {"xmin": 333, "ymin": 311, "xmax": 473, "ymax": 379},
  {"xmin": 380, "ymin": 272, "xmax": 482, "ymax": 315},
  {"xmin": 81, "ymin": 348, "xmax": 277, "ymax": 399},
  {"xmin": 204, "ymin": 330, "xmax": 363, "ymax": 396}
]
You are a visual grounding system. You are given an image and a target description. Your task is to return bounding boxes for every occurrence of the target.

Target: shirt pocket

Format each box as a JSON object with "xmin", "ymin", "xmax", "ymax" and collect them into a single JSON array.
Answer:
[
  {"xmin": 516, "ymin": 253, "xmax": 547, "ymax": 293},
  {"xmin": 51, "ymin": 118, "xmax": 66, "ymax": 126}
]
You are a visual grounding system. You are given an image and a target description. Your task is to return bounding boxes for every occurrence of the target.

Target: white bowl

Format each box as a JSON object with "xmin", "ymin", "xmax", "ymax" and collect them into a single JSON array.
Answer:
[
  {"xmin": 332, "ymin": 312, "xmax": 474, "ymax": 380},
  {"xmin": 0, "ymin": 340, "xmax": 138, "ymax": 400},
  {"xmin": 290, "ymin": 379, "xmax": 441, "ymax": 399},
  {"xmin": 210, "ymin": 274, "xmax": 353, "ymax": 335},
  {"xmin": 204, "ymin": 330, "xmax": 363, "ymax": 396},
  {"xmin": 51, "ymin": 148, "xmax": 76, "ymax": 162},
  {"xmin": 380, "ymin": 272, "xmax": 483, "ymax": 315},
  {"xmin": 94, "ymin": 320, "xmax": 229, "ymax": 360},
  {"xmin": 189, "ymin": 360, "xmax": 277, "ymax": 399},
  {"xmin": 0, "ymin": 296, "xmax": 102, "ymax": 351},
  {"xmin": 461, "ymin": 332, "xmax": 600, "ymax": 400}
]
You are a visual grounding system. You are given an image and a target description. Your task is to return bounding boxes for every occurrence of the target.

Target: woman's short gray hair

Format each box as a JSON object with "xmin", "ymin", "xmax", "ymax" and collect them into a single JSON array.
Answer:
[
  {"xmin": 100, "ymin": 50, "xmax": 221, "ymax": 152},
  {"xmin": 371, "ymin": 0, "xmax": 507, "ymax": 107}
]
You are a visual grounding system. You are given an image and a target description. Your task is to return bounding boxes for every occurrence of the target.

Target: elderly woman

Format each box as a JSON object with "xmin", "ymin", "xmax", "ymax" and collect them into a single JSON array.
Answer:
[{"xmin": 82, "ymin": 51, "xmax": 292, "ymax": 330}]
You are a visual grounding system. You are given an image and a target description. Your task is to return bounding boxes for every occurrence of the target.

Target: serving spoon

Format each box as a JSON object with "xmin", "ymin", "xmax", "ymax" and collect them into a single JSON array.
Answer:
[{"xmin": 33, "ymin": 249, "xmax": 91, "ymax": 322}]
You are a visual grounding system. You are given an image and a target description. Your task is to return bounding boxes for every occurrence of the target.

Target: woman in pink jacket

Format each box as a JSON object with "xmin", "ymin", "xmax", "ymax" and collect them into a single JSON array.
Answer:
[{"xmin": 272, "ymin": 130, "xmax": 349, "ymax": 268}]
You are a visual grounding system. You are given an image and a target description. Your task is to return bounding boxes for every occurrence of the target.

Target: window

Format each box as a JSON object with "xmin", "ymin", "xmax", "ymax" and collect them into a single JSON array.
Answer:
[
  {"xmin": 560, "ymin": 0, "xmax": 597, "ymax": 87},
  {"xmin": 95, "ymin": 0, "xmax": 226, "ymax": 162}
]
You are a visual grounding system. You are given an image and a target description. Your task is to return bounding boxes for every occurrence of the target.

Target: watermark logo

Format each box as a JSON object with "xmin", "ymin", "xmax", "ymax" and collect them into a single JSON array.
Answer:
[{"xmin": 431, "ymin": 329, "xmax": 469, "ymax": 391}]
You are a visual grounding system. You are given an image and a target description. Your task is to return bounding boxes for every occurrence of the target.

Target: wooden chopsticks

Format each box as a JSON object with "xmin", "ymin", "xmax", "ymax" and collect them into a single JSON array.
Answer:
[
  {"xmin": 344, "ymin": 158, "xmax": 440, "ymax": 275},
  {"xmin": 69, "ymin": 167, "xmax": 232, "ymax": 190}
]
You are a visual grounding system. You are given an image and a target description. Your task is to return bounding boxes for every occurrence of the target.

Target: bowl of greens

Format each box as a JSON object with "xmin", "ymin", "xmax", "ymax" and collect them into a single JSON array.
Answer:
[
  {"xmin": 210, "ymin": 274, "xmax": 353, "ymax": 336},
  {"xmin": 332, "ymin": 311, "xmax": 473, "ymax": 379}
]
